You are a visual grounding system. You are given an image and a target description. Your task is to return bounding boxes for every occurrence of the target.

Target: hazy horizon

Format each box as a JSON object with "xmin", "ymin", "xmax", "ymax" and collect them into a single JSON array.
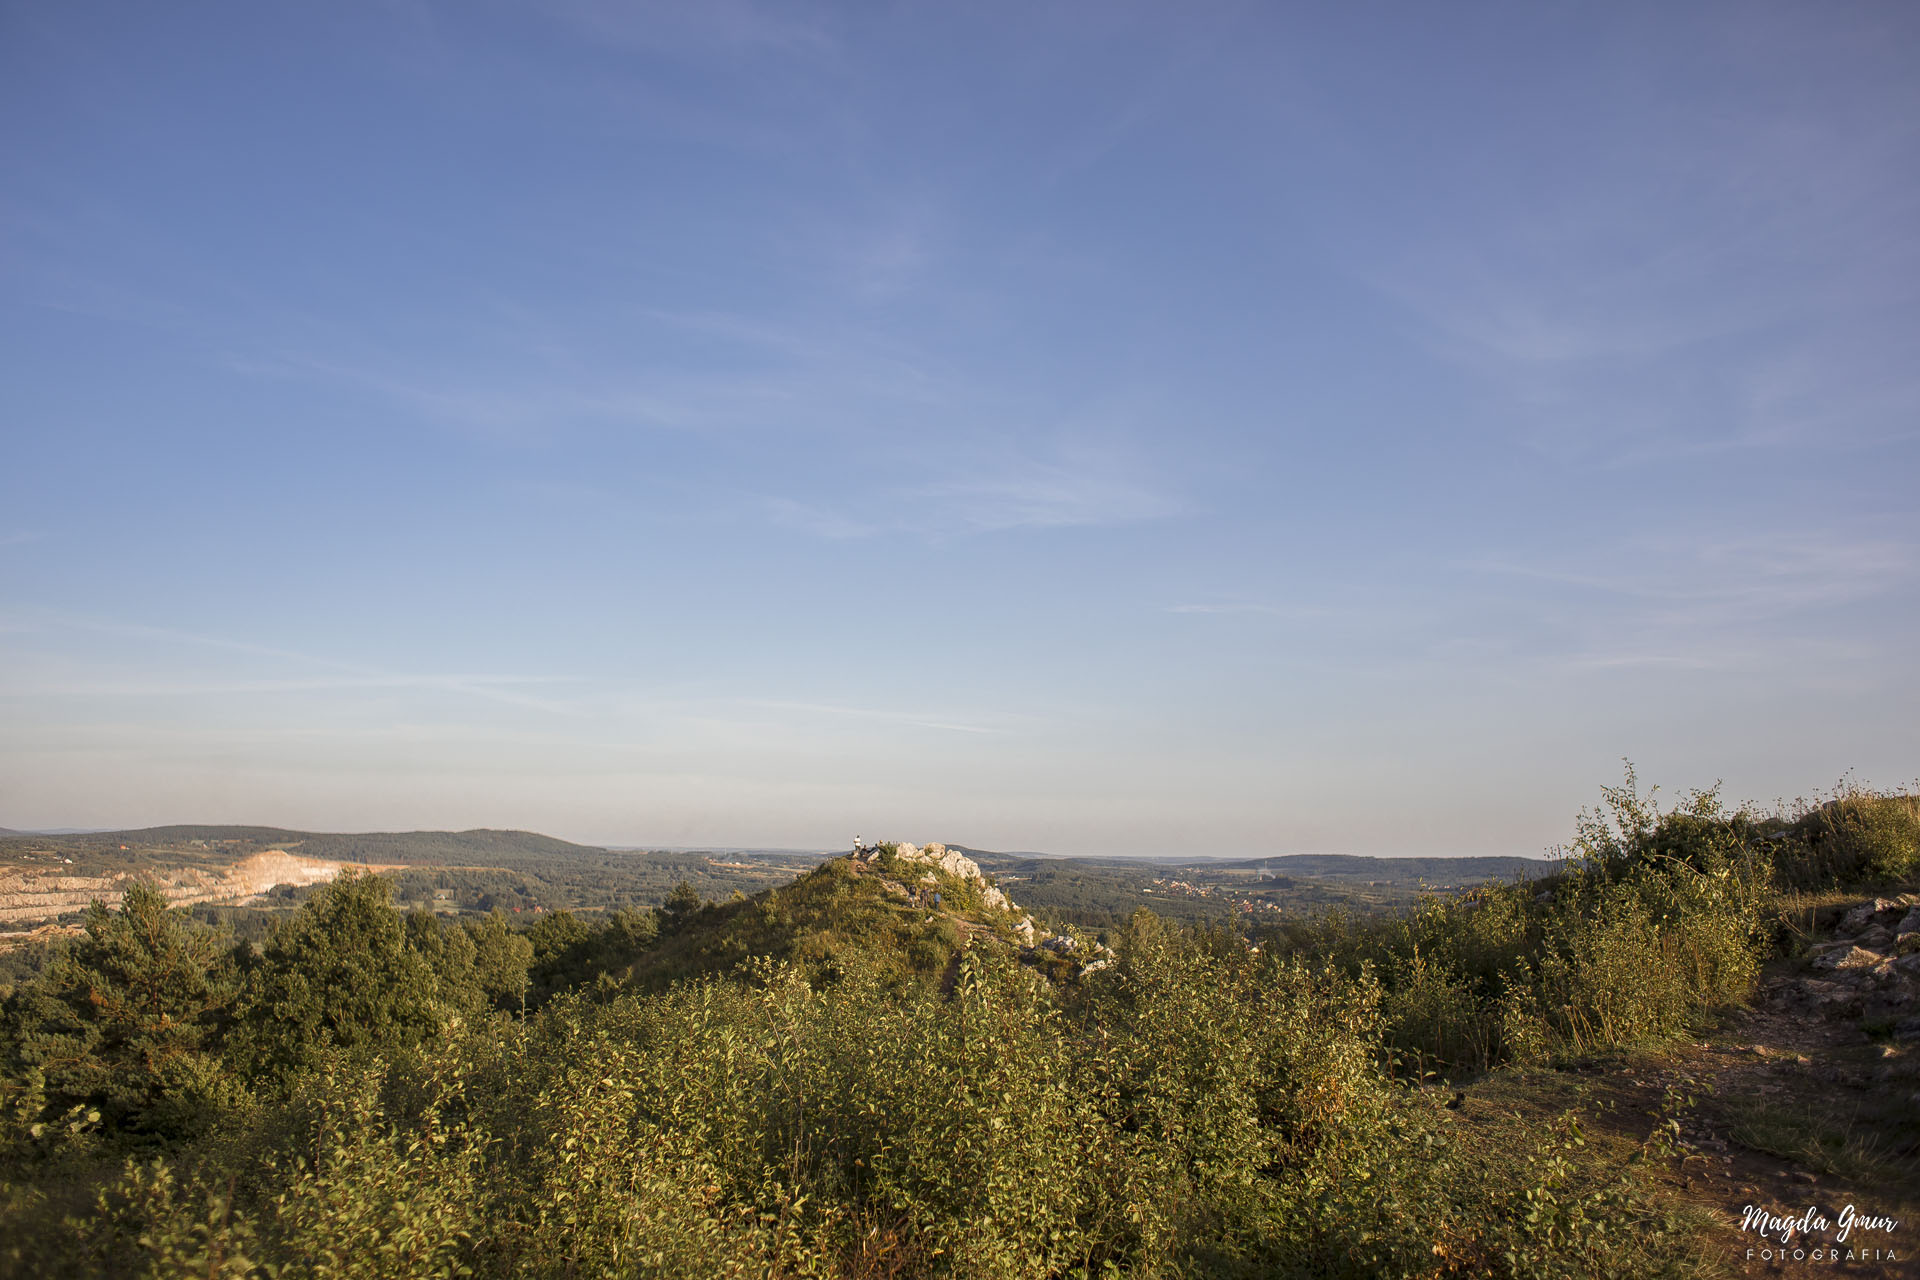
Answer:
[
  {"xmin": 4, "ymin": 3, "xmax": 1915, "ymax": 858},
  {"xmin": 0, "ymin": 824, "xmax": 1562, "ymax": 867}
]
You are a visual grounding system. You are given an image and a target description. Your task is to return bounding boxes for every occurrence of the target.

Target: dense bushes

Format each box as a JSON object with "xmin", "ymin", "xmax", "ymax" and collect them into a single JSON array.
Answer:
[
  {"xmin": 1302, "ymin": 771, "xmax": 1777, "ymax": 1074},
  {"xmin": 1301, "ymin": 771, "xmax": 1917, "ymax": 1076},
  {"xmin": 0, "ymin": 771, "xmax": 1912, "ymax": 1277},
  {"xmin": 1780, "ymin": 787, "xmax": 1920, "ymax": 886},
  {"xmin": 0, "ymin": 874, "xmax": 549, "ymax": 1150},
  {"xmin": 227, "ymin": 875, "xmax": 497, "ymax": 1084},
  {"xmin": 0, "ymin": 884, "xmax": 245, "ymax": 1148},
  {"xmin": 1, "ymin": 935, "xmax": 1694, "ymax": 1279}
]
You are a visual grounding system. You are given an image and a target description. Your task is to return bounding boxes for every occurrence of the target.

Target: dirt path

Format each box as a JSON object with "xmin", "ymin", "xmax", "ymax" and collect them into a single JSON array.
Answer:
[
  {"xmin": 1609, "ymin": 1013, "xmax": 1911, "ymax": 1276},
  {"xmin": 1464, "ymin": 893, "xmax": 1919, "ymax": 1278}
]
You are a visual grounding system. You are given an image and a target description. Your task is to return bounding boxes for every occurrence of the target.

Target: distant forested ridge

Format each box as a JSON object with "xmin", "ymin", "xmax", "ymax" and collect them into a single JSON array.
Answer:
[
  {"xmin": 0, "ymin": 827, "xmax": 818, "ymax": 933},
  {"xmin": 1, "ymin": 824, "xmax": 618, "ymax": 868},
  {"xmin": 1213, "ymin": 852, "xmax": 1553, "ymax": 880},
  {"xmin": 960, "ymin": 848, "xmax": 1554, "ymax": 928},
  {"xmin": 3, "ymin": 827, "xmax": 1550, "ymax": 939}
]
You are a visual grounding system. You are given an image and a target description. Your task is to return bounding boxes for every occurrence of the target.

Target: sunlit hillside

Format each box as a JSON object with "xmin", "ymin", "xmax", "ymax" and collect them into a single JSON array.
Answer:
[{"xmin": 2, "ymin": 774, "xmax": 1916, "ymax": 1277}]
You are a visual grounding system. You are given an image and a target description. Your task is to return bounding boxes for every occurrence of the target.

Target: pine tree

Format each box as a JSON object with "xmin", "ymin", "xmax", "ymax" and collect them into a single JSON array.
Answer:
[
  {"xmin": 660, "ymin": 881, "xmax": 703, "ymax": 934},
  {"xmin": 0, "ymin": 883, "xmax": 243, "ymax": 1145},
  {"xmin": 228, "ymin": 872, "xmax": 452, "ymax": 1083}
]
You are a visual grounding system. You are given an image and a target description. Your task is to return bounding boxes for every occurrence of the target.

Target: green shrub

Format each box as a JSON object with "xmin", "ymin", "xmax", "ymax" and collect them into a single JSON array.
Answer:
[
  {"xmin": 1284, "ymin": 768, "xmax": 1774, "ymax": 1074},
  {"xmin": 10, "ymin": 768, "xmax": 1910, "ymax": 1278},
  {"xmin": 225, "ymin": 874, "xmax": 466, "ymax": 1086},
  {"xmin": 1791, "ymin": 789, "xmax": 1920, "ymax": 884},
  {"xmin": 0, "ymin": 884, "xmax": 247, "ymax": 1151}
]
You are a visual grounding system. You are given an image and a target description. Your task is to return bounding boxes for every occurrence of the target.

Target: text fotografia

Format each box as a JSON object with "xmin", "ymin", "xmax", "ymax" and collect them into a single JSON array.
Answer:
[{"xmin": 1740, "ymin": 1203, "xmax": 1899, "ymax": 1265}]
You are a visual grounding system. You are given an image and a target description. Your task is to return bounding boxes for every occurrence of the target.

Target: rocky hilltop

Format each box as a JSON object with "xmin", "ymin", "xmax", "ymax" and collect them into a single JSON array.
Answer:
[
  {"xmin": 857, "ymin": 840, "xmax": 1114, "ymax": 974},
  {"xmin": 624, "ymin": 838, "xmax": 1115, "ymax": 990},
  {"xmin": 849, "ymin": 840, "xmax": 1011, "ymax": 910}
]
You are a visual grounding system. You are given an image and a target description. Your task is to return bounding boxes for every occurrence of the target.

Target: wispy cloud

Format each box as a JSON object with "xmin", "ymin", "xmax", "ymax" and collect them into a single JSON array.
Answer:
[
  {"xmin": 1555, "ymin": 652, "xmax": 1722, "ymax": 672},
  {"xmin": 904, "ymin": 460, "xmax": 1174, "ymax": 534},
  {"xmin": 0, "ymin": 532, "xmax": 44, "ymax": 549},
  {"xmin": 738, "ymin": 698, "xmax": 1004, "ymax": 736},
  {"xmin": 1165, "ymin": 603, "xmax": 1335, "ymax": 620},
  {"xmin": 1461, "ymin": 530, "xmax": 1915, "ymax": 616},
  {"xmin": 226, "ymin": 297, "xmax": 949, "ymax": 446},
  {"xmin": 1, "ymin": 614, "xmax": 584, "ymax": 715},
  {"xmin": 0, "ymin": 674, "xmax": 576, "ymax": 700},
  {"xmin": 229, "ymin": 351, "xmax": 797, "ymax": 440},
  {"xmin": 1358, "ymin": 24, "xmax": 1920, "ymax": 470},
  {"xmin": 750, "ymin": 441, "xmax": 1179, "ymax": 541},
  {"xmin": 762, "ymin": 498, "xmax": 876, "ymax": 540},
  {"xmin": 1450, "ymin": 528, "xmax": 1919, "ymax": 675}
]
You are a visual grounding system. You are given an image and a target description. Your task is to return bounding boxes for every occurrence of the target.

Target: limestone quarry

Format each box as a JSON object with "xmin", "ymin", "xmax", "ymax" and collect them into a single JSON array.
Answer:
[{"xmin": 0, "ymin": 850, "xmax": 364, "ymax": 929}]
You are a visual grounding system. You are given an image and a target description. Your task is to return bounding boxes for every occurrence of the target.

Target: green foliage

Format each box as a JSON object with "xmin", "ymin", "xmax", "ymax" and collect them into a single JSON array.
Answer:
[
  {"xmin": 14, "ymin": 937, "xmax": 1676, "ymax": 1277},
  {"xmin": 622, "ymin": 856, "xmax": 998, "ymax": 991},
  {"xmin": 1, "ymin": 827, "xmax": 817, "ymax": 932},
  {"xmin": 1263, "ymin": 766, "xmax": 1779, "ymax": 1074},
  {"xmin": 0, "ymin": 884, "xmax": 245, "ymax": 1149},
  {"xmin": 226, "ymin": 874, "xmax": 472, "ymax": 1084},
  {"xmin": 2, "ymin": 771, "xmax": 1914, "ymax": 1278},
  {"xmin": 463, "ymin": 911, "xmax": 535, "ymax": 1011},
  {"xmin": 1787, "ymin": 787, "xmax": 1920, "ymax": 885},
  {"xmin": 659, "ymin": 880, "xmax": 705, "ymax": 935},
  {"xmin": 24, "ymin": 1060, "xmax": 492, "ymax": 1280},
  {"xmin": 978, "ymin": 851, "xmax": 1552, "ymax": 933},
  {"xmin": 523, "ymin": 907, "xmax": 656, "ymax": 1005}
]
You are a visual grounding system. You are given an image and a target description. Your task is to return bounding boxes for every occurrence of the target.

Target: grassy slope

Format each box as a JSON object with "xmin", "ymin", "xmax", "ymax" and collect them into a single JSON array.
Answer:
[{"xmin": 625, "ymin": 853, "xmax": 1028, "ymax": 990}]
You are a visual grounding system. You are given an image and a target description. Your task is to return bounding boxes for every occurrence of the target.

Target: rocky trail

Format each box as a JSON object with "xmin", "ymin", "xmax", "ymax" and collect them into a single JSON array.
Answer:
[{"xmin": 1465, "ymin": 891, "xmax": 1920, "ymax": 1278}]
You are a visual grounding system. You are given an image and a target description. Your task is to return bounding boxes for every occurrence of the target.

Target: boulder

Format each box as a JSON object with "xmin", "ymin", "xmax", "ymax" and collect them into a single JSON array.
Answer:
[
  {"xmin": 1841, "ymin": 899, "xmax": 1903, "ymax": 933},
  {"xmin": 890, "ymin": 842, "xmax": 1010, "ymax": 911},
  {"xmin": 1815, "ymin": 946, "xmax": 1887, "ymax": 973}
]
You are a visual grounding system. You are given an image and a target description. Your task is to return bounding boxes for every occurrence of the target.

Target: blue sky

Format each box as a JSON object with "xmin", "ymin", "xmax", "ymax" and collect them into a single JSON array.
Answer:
[{"xmin": 3, "ymin": 1, "xmax": 1915, "ymax": 855}]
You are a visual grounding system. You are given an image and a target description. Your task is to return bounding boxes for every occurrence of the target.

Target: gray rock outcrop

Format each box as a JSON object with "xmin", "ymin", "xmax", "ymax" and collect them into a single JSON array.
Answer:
[{"xmin": 890, "ymin": 843, "xmax": 1011, "ymax": 911}]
